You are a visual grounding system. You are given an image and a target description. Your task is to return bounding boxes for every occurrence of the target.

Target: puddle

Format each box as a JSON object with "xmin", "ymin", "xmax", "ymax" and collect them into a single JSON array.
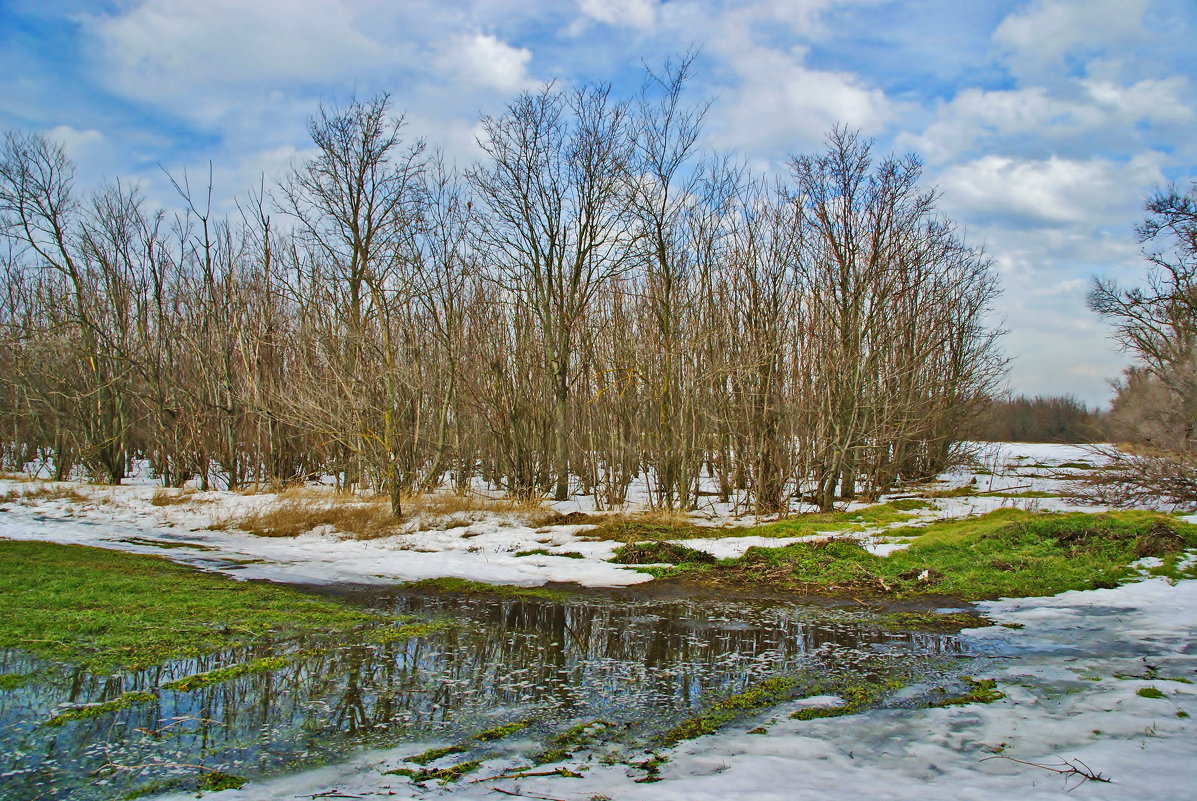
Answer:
[{"xmin": 0, "ymin": 585, "xmax": 980, "ymax": 800}]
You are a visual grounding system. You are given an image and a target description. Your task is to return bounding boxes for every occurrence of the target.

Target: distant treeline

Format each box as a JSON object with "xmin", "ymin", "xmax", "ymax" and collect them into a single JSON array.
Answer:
[{"xmin": 973, "ymin": 395, "xmax": 1104, "ymax": 443}]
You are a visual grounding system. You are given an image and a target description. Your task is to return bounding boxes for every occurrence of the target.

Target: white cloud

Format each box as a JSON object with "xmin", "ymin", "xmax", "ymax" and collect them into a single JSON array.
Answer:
[
  {"xmin": 81, "ymin": 0, "xmax": 394, "ymax": 120},
  {"xmin": 44, "ymin": 125, "xmax": 105, "ymax": 160},
  {"xmin": 711, "ymin": 46, "xmax": 895, "ymax": 154},
  {"xmin": 438, "ymin": 34, "xmax": 534, "ymax": 93},
  {"xmin": 577, "ymin": 0, "xmax": 657, "ymax": 30},
  {"xmin": 994, "ymin": 0, "xmax": 1150, "ymax": 82},
  {"xmin": 905, "ymin": 75, "xmax": 1194, "ymax": 164},
  {"xmin": 938, "ymin": 154, "xmax": 1164, "ymax": 227}
]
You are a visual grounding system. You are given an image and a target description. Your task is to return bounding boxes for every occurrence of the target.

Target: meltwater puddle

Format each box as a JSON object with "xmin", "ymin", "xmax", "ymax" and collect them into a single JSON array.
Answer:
[{"xmin": 0, "ymin": 584, "xmax": 983, "ymax": 801}]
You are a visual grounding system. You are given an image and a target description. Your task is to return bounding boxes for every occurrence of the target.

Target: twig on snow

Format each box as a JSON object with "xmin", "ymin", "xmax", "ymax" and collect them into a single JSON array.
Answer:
[
  {"xmin": 490, "ymin": 787, "xmax": 572, "ymax": 801},
  {"xmin": 981, "ymin": 754, "xmax": 1112, "ymax": 791}
]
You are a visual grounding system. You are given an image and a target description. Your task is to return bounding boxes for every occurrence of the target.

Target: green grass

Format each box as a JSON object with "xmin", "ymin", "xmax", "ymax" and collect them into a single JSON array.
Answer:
[
  {"xmin": 533, "ymin": 719, "xmax": 615, "ymax": 764},
  {"xmin": 0, "ymin": 672, "xmax": 30, "ymax": 690},
  {"xmin": 1137, "ymin": 686, "xmax": 1167, "ymax": 699},
  {"xmin": 0, "ymin": 541, "xmax": 380, "ymax": 672},
  {"xmin": 162, "ymin": 656, "xmax": 289, "ymax": 691},
  {"xmin": 660, "ymin": 676, "xmax": 801, "ymax": 745},
  {"xmin": 45, "ymin": 691, "xmax": 157, "ymax": 727},
  {"xmin": 473, "ymin": 719, "xmax": 531, "ymax": 741},
  {"xmin": 926, "ymin": 677, "xmax": 1004, "ymax": 707},
  {"xmin": 385, "ymin": 760, "xmax": 482, "ymax": 782},
  {"xmin": 666, "ymin": 509, "xmax": 1197, "ymax": 600},
  {"xmin": 405, "ymin": 744, "xmax": 468, "ymax": 765},
  {"xmin": 515, "ymin": 548, "xmax": 585, "ymax": 559},
  {"xmin": 366, "ymin": 620, "xmax": 454, "ymax": 644},
  {"xmin": 586, "ymin": 500, "xmax": 935, "ymax": 544}
]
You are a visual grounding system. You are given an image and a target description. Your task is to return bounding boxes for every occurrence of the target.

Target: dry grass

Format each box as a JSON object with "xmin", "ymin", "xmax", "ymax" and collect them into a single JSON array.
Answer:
[
  {"xmin": 0, "ymin": 484, "xmax": 89, "ymax": 505},
  {"xmin": 150, "ymin": 487, "xmax": 207, "ymax": 506},
  {"xmin": 222, "ymin": 488, "xmax": 548, "ymax": 539},
  {"xmin": 223, "ymin": 498, "xmax": 397, "ymax": 539}
]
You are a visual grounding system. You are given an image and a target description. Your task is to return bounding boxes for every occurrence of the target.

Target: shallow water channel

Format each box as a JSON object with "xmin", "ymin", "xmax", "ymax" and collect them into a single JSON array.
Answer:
[{"xmin": 0, "ymin": 583, "xmax": 980, "ymax": 800}]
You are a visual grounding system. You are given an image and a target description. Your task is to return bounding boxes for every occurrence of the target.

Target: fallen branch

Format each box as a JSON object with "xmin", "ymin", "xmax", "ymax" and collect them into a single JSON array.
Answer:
[
  {"xmin": 981, "ymin": 754, "xmax": 1112, "ymax": 791},
  {"xmin": 474, "ymin": 768, "xmax": 581, "ymax": 783},
  {"xmin": 490, "ymin": 788, "xmax": 571, "ymax": 801}
]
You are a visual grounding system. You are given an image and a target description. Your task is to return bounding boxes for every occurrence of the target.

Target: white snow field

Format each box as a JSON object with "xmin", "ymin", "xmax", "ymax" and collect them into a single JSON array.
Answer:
[{"xmin": 2, "ymin": 442, "xmax": 1196, "ymax": 800}]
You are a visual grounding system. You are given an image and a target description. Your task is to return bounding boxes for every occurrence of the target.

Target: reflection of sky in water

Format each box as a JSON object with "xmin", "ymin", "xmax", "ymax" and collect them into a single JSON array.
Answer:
[{"xmin": 0, "ymin": 589, "xmax": 972, "ymax": 800}]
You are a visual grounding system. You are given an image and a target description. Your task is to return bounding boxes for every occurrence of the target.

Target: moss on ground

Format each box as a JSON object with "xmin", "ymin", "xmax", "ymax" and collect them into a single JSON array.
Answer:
[
  {"xmin": 664, "ymin": 509, "xmax": 1197, "ymax": 600},
  {"xmin": 0, "ymin": 541, "xmax": 381, "ymax": 672}
]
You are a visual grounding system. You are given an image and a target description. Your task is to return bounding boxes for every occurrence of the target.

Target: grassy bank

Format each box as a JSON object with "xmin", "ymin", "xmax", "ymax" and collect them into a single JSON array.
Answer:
[
  {"xmin": 0, "ymin": 541, "xmax": 380, "ymax": 671},
  {"xmin": 584, "ymin": 499, "xmax": 934, "ymax": 543},
  {"xmin": 652, "ymin": 509, "xmax": 1197, "ymax": 600}
]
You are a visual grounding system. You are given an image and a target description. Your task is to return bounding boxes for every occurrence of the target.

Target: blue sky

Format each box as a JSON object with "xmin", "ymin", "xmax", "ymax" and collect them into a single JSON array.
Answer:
[{"xmin": 2, "ymin": 0, "xmax": 1195, "ymax": 405}]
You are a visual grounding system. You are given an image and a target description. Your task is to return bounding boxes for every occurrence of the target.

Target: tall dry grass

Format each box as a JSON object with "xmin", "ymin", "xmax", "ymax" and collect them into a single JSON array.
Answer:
[{"xmin": 221, "ymin": 488, "xmax": 548, "ymax": 539}]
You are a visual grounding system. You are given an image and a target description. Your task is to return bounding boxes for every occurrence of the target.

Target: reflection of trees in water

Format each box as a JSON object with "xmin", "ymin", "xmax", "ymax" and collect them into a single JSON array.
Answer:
[{"xmin": 0, "ymin": 593, "xmax": 969, "ymax": 801}]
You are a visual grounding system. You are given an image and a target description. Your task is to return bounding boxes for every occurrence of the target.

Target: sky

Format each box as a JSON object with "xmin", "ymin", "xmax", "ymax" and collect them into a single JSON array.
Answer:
[{"xmin": 1, "ymin": 0, "xmax": 1195, "ymax": 407}]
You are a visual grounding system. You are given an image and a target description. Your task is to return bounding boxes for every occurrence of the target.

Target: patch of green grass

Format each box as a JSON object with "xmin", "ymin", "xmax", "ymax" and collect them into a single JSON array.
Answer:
[
  {"xmin": 163, "ymin": 656, "xmax": 288, "ymax": 692},
  {"xmin": 660, "ymin": 677, "xmax": 800, "ymax": 745},
  {"xmin": 198, "ymin": 771, "xmax": 246, "ymax": 792},
  {"xmin": 0, "ymin": 672, "xmax": 30, "ymax": 690},
  {"xmin": 515, "ymin": 548, "xmax": 585, "ymax": 559},
  {"xmin": 405, "ymin": 577, "xmax": 571, "ymax": 600},
  {"xmin": 1137, "ymin": 686, "xmax": 1167, "ymax": 699},
  {"xmin": 668, "ymin": 509, "xmax": 1197, "ymax": 600},
  {"xmin": 474, "ymin": 719, "xmax": 531, "ymax": 741},
  {"xmin": 533, "ymin": 719, "xmax": 615, "ymax": 764},
  {"xmin": 405, "ymin": 744, "xmax": 468, "ymax": 765},
  {"xmin": 386, "ymin": 760, "xmax": 482, "ymax": 783},
  {"xmin": 45, "ymin": 690, "xmax": 157, "ymax": 727},
  {"xmin": 926, "ymin": 677, "xmax": 1004, "ymax": 707},
  {"xmin": 878, "ymin": 611, "xmax": 991, "ymax": 632},
  {"xmin": 0, "ymin": 542, "xmax": 380, "ymax": 672},
  {"xmin": 789, "ymin": 674, "xmax": 909, "ymax": 722},
  {"xmin": 1057, "ymin": 462, "xmax": 1098, "ymax": 470},
  {"xmin": 610, "ymin": 541, "xmax": 716, "ymax": 565},
  {"xmin": 975, "ymin": 490, "xmax": 1058, "ymax": 499},
  {"xmin": 366, "ymin": 620, "xmax": 454, "ymax": 644},
  {"xmin": 587, "ymin": 500, "xmax": 935, "ymax": 545}
]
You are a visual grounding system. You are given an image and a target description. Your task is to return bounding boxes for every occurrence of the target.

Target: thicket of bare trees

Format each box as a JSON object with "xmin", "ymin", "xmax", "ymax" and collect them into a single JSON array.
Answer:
[{"xmin": 0, "ymin": 67, "xmax": 1004, "ymax": 514}]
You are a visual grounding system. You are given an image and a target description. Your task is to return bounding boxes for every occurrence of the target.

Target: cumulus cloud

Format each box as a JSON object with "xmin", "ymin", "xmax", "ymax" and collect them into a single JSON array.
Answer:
[
  {"xmin": 711, "ymin": 46, "xmax": 895, "ymax": 154},
  {"xmin": 994, "ymin": 0, "xmax": 1150, "ymax": 82},
  {"xmin": 905, "ymin": 75, "xmax": 1194, "ymax": 164},
  {"xmin": 81, "ymin": 0, "xmax": 394, "ymax": 118},
  {"xmin": 437, "ymin": 34, "xmax": 534, "ymax": 93},
  {"xmin": 938, "ymin": 154, "xmax": 1163, "ymax": 227}
]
